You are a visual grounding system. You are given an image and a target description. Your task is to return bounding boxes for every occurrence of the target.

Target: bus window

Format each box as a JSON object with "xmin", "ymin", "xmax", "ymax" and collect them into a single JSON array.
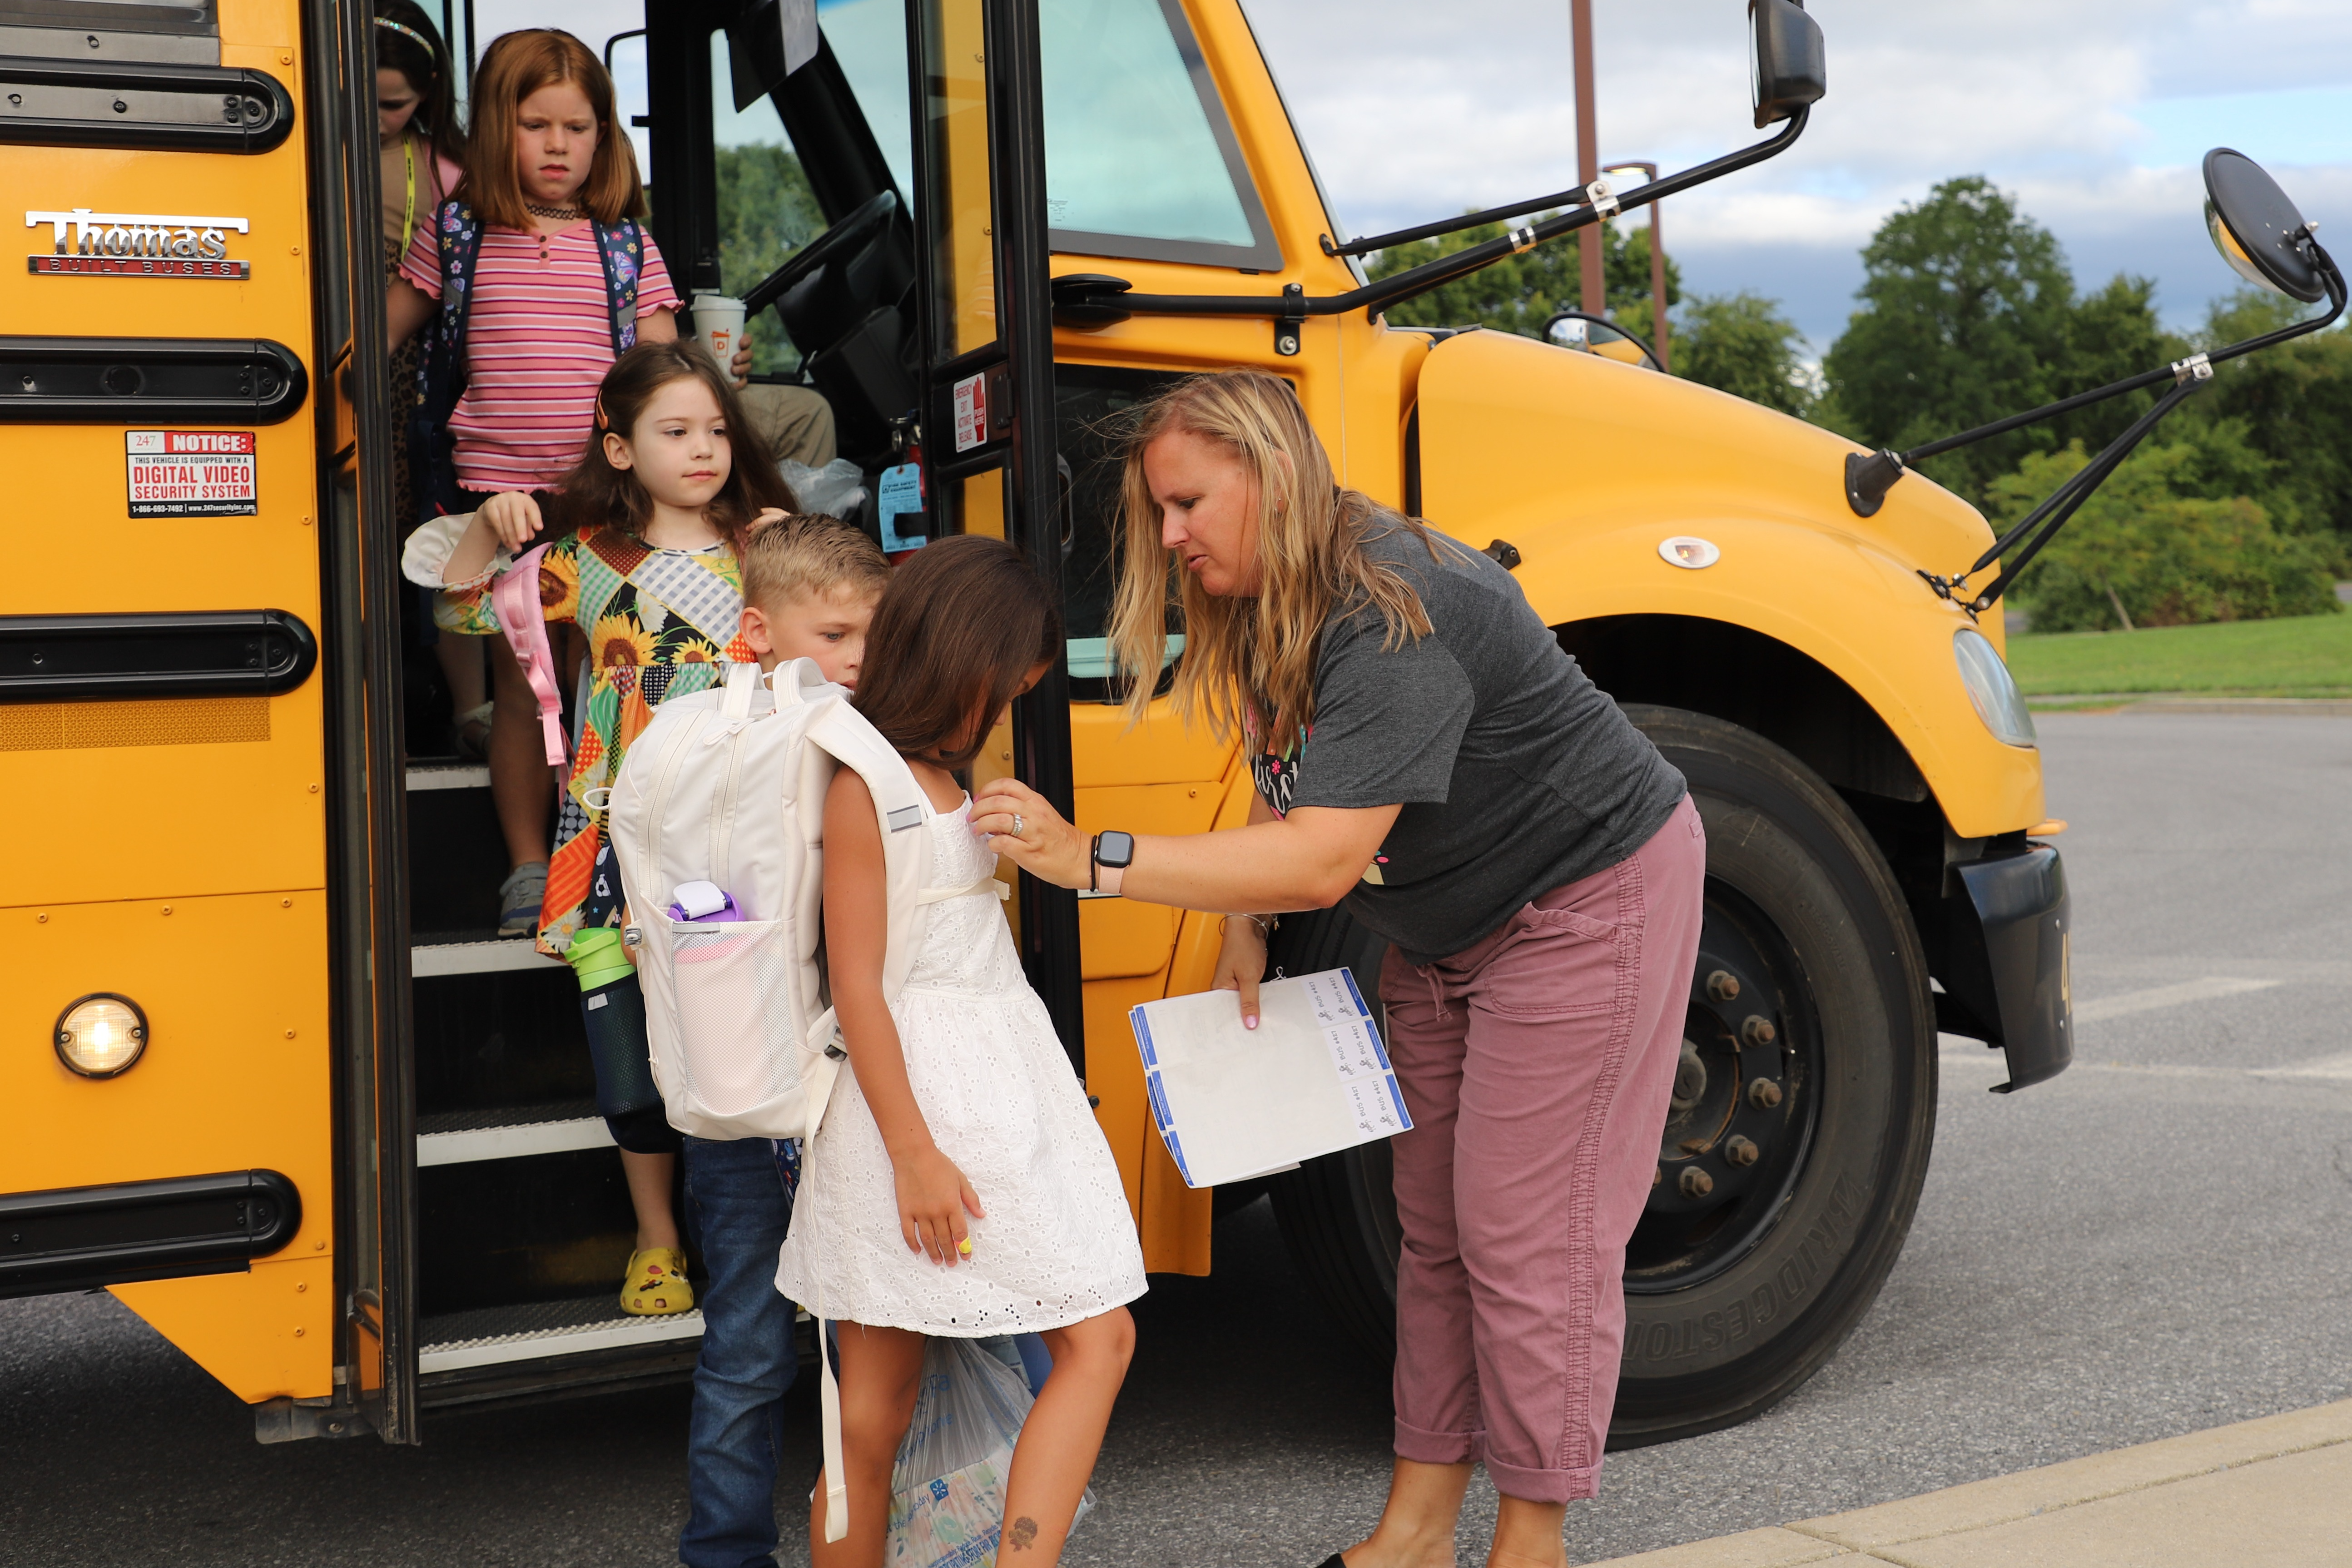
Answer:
[
  {"xmin": 817, "ymin": 0, "xmax": 913, "ymax": 194},
  {"xmin": 1039, "ymin": 0, "xmax": 1280, "ymax": 270},
  {"xmin": 712, "ymin": 32, "xmax": 826, "ymax": 378}
]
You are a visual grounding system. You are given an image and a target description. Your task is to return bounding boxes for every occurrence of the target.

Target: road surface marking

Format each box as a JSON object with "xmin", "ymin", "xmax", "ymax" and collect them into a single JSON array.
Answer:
[{"xmin": 2074, "ymin": 976, "xmax": 2280, "ymax": 1022}]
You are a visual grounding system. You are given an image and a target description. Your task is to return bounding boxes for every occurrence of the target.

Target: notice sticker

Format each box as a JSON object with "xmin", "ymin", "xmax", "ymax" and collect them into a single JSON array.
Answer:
[
  {"xmin": 126, "ymin": 430, "xmax": 257, "ymax": 517},
  {"xmin": 952, "ymin": 371, "xmax": 987, "ymax": 453}
]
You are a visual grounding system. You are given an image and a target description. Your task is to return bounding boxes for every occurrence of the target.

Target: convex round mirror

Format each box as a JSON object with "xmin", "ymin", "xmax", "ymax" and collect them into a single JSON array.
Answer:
[
  {"xmin": 2203, "ymin": 148, "xmax": 2324, "ymax": 304},
  {"xmin": 1544, "ymin": 311, "xmax": 1662, "ymax": 372}
]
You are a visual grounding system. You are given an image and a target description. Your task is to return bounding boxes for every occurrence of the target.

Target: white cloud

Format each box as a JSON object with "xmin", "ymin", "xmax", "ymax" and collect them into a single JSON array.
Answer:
[{"xmin": 1241, "ymin": 0, "xmax": 2352, "ymax": 345}]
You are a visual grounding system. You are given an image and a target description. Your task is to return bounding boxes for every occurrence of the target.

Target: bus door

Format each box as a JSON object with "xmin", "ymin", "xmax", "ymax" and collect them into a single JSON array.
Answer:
[
  {"xmin": 376, "ymin": 0, "xmax": 1076, "ymax": 1433},
  {"xmin": 655, "ymin": 0, "xmax": 1080, "ymax": 1047}
]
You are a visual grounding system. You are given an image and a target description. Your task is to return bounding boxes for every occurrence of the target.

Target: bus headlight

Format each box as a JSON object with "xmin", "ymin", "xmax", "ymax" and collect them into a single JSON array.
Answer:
[
  {"xmin": 55, "ymin": 994, "xmax": 148, "ymax": 1077},
  {"xmin": 1954, "ymin": 629, "xmax": 2036, "ymax": 748}
]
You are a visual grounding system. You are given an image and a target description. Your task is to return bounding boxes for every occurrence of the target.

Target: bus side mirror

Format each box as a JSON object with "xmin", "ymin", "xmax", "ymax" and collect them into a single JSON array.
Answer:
[
  {"xmin": 1750, "ymin": 0, "xmax": 1826, "ymax": 129},
  {"xmin": 2203, "ymin": 149, "xmax": 2327, "ymax": 304}
]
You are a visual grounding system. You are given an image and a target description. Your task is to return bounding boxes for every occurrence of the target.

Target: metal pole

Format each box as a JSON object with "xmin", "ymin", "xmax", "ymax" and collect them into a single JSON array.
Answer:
[
  {"xmin": 1647, "ymin": 188, "xmax": 1667, "ymax": 371},
  {"xmin": 986, "ymin": 0, "xmax": 1085, "ymax": 1073},
  {"xmin": 1570, "ymin": 0, "xmax": 1601, "ymax": 314}
]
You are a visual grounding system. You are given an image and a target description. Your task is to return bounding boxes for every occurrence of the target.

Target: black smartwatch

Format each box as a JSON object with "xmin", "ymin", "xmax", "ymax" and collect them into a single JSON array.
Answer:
[{"xmin": 1092, "ymin": 829, "xmax": 1136, "ymax": 893}]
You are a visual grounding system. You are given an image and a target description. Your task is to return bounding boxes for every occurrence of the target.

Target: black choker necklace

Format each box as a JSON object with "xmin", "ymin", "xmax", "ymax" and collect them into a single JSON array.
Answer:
[{"xmin": 524, "ymin": 200, "xmax": 583, "ymax": 220}]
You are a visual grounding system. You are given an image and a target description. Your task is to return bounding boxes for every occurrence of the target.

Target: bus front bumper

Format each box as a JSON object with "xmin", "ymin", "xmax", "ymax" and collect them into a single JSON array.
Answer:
[{"xmin": 1937, "ymin": 842, "xmax": 2073, "ymax": 1093}]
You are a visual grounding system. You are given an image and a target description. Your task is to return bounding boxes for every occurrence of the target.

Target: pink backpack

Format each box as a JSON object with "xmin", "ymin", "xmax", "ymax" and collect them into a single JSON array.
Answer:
[{"xmin": 492, "ymin": 543, "xmax": 569, "ymax": 766}]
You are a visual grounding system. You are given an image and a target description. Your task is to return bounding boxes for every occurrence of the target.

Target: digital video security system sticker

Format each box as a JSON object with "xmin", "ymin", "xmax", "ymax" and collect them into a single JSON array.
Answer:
[{"xmin": 126, "ymin": 430, "xmax": 257, "ymax": 517}]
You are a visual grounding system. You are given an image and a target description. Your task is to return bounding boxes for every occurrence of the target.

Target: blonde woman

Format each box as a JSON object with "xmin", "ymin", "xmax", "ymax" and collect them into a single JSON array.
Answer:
[{"xmin": 973, "ymin": 368, "xmax": 1705, "ymax": 1568}]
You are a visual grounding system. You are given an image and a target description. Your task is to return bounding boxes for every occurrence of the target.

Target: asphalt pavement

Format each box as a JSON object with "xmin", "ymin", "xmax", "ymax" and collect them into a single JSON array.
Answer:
[{"xmin": 6, "ymin": 710, "xmax": 2351, "ymax": 1566}]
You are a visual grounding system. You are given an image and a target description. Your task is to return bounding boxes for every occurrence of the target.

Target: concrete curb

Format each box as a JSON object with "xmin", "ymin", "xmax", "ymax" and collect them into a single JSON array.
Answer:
[{"xmin": 1585, "ymin": 1397, "xmax": 2352, "ymax": 1567}]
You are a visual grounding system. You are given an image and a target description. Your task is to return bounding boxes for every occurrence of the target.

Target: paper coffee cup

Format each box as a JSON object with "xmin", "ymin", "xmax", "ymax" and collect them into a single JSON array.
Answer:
[{"xmin": 691, "ymin": 293, "xmax": 747, "ymax": 371}]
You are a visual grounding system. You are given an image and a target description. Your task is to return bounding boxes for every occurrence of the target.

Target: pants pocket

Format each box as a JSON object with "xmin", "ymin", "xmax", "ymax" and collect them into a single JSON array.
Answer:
[
  {"xmin": 1482, "ymin": 906, "xmax": 1623, "ymax": 1020},
  {"xmin": 655, "ymin": 916, "xmax": 800, "ymax": 1116}
]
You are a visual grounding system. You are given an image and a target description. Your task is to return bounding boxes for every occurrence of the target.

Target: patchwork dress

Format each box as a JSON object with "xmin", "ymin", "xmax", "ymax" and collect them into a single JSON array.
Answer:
[{"xmin": 437, "ymin": 525, "xmax": 754, "ymax": 954}]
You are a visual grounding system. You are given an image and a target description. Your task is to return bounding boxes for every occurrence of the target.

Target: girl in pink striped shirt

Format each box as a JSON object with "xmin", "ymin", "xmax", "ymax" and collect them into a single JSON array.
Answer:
[{"xmin": 388, "ymin": 29, "xmax": 685, "ymax": 944}]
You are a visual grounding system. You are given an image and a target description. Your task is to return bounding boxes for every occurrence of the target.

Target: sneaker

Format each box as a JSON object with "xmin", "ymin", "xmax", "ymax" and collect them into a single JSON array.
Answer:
[
  {"xmin": 496, "ymin": 861, "xmax": 548, "ymax": 938},
  {"xmin": 620, "ymin": 1247, "xmax": 695, "ymax": 1316}
]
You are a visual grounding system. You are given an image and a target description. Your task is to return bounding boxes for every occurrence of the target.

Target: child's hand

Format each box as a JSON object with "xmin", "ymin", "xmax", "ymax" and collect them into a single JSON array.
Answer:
[
  {"xmin": 893, "ymin": 1145, "xmax": 985, "ymax": 1266},
  {"xmin": 478, "ymin": 490, "xmax": 545, "ymax": 552},
  {"xmin": 748, "ymin": 507, "xmax": 788, "ymax": 535}
]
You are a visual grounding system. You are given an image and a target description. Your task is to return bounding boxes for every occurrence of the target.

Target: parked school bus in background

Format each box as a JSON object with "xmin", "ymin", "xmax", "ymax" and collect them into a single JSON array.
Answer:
[{"xmin": 1, "ymin": 0, "xmax": 2070, "ymax": 1446}]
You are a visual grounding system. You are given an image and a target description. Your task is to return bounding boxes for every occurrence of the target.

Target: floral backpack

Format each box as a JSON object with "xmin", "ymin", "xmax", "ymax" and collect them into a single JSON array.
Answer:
[{"xmin": 407, "ymin": 198, "xmax": 646, "ymax": 521}]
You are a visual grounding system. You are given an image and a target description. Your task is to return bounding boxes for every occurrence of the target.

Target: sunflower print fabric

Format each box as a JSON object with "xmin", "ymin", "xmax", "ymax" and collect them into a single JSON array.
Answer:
[{"xmin": 438, "ymin": 525, "xmax": 754, "ymax": 954}]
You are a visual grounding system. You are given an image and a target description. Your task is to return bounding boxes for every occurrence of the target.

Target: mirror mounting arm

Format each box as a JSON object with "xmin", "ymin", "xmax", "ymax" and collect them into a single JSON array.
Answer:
[
  {"xmin": 1063, "ymin": 111, "xmax": 1812, "ymax": 329},
  {"xmin": 1853, "ymin": 234, "xmax": 2345, "ymax": 516}
]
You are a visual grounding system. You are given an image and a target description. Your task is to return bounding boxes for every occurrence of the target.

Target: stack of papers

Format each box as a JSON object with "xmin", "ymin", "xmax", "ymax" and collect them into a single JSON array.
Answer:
[{"xmin": 1128, "ymin": 968, "xmax": 1414, "ymax": 1188}]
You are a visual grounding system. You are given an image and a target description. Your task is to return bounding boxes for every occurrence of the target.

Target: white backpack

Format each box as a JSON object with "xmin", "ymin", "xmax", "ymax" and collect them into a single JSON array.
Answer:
[
  {"xmin": 605, "ymin": 658, "xmax": 1004, "ymax": 1146},
  {"xmin": 604, "ymin": 657, "xmax": 1005, "ymax": 1545}
]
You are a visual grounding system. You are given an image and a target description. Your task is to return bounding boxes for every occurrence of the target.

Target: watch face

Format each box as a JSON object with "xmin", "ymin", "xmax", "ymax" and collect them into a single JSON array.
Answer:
[{"xmin": 1099, "ymin": 830, "xmax": 1136, "ymax": 868}]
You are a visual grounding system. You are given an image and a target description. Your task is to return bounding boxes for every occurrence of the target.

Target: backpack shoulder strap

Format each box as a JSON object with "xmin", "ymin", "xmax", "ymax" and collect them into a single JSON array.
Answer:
[
  {"xmin": 431, "ymin": 200, "xmax": 484, "ymax": 363},
  {"xmin": 492, "ymin": 541, "xmax": 567, "ymax": 766},
  {"xmin": 592, "ymin": 219, "xmax": 645, "ymax": 357}
]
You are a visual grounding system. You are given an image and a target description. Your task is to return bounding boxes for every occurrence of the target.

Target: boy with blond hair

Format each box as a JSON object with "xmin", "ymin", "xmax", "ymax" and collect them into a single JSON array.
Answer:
[{"xmin": 678, "ymin": 512, "xmax": 888, "ymax": 1568}]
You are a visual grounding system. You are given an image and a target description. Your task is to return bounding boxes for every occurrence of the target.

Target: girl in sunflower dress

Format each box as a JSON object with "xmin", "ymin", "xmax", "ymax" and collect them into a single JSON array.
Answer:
[{"xmin": 418, "ymin": 341, "xmax": 797, "ymax": 1314}]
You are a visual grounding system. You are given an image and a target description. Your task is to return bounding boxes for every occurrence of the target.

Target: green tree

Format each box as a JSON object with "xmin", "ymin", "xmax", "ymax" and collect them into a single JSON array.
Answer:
[
  {"xmin": 1368, "ymin": 216, "xmax": 1679, "ymax": 339},
  {"xmin": 2182, "ymin": 288, "xmax": 2352, "ymax": 546},
  {"xmin": 1670, "ymin": 292, "xmax": 1814, "ymax": 417},
  {"xmin": 714, "ymin": 143, "xmax": 824, "ymax": 374},
  {"xmin": 1821, "ymin": 176, "xmax": 2080, "ymax": 503},
  {"xmin": 1990, "ymin": 437, "xmax": 2340, "ymax": 631}
]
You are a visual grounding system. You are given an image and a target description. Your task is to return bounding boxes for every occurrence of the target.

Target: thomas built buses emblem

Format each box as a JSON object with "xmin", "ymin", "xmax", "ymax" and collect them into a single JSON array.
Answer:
[{"xmin": 25, "ymin": 208, "xmax": 252, "ymax": 279}]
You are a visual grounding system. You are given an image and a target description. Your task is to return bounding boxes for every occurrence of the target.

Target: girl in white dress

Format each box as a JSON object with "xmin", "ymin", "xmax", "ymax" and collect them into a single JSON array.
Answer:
[{"xmin": 775, "ymin": 536, "xmax": 1146, "ymax": 1568}]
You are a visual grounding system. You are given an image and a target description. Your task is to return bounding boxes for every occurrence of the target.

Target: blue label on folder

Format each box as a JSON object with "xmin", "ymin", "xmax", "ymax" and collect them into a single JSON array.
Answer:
[{"xmin": 1130, "ymin": 1007, "xmax": 1157, "ymax": 1068}]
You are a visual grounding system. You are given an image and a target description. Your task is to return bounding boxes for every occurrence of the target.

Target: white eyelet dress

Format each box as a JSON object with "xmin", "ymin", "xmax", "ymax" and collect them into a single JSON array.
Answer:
[{"xmin": 775, "ymin": 798, "xmax": 1148, "ymax": 1334}]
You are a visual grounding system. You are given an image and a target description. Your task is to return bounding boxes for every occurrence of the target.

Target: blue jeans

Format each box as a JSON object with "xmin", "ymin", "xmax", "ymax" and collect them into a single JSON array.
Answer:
[{"xmin": 679, "ymin": 1135, "xmax": 799, "ymax": 1568}]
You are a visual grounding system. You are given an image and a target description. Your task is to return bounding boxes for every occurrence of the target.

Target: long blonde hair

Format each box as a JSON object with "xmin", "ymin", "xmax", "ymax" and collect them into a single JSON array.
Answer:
[{"xmin": 1106, "ymin": 368, "xmax": 1452, "ymax": 757}]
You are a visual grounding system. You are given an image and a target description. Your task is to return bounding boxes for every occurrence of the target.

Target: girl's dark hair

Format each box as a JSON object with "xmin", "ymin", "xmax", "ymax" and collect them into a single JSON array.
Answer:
[
  {"xmin": 549, "ymin": 341, "xmax": 798, "ymax": 551},
  {"xmin": 460, "ymin": 29, "xmax": 643, "ymax": 229},
  {"xmin": 373, "ymin": 0, "xmax": 464, "ymax": 169},
  {"xmin": 855, "ymin": 536, "xmax": 1061, "ymax": 771}
]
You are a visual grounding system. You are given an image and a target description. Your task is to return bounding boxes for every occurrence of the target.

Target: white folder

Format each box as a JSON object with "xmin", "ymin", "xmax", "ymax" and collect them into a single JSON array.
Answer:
[{"xmin": 1128, "ymin": 968, "xmax": 1414, "ymax": 1189}]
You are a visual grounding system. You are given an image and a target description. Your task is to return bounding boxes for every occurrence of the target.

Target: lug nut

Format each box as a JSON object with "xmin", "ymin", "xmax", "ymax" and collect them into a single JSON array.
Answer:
[
  {"xmin": 1749, "ymin": 1078, "xmax": 1783, "ymax": 1110},
  {"xmin": 1725, "ymin": 1135, "xmax": 1759, "ymax": 1167},
  {"xmin": 1679, "ymin": 1166, "xmax": 1714, "ymax": 1199},
  {"xmin": 1742, "ymin": 1015, "xmax": 1778, "ymax": 1048},
  {"xmin": 1707, "ymin": 969, "xmax": 1740, "ymax": 1002}
]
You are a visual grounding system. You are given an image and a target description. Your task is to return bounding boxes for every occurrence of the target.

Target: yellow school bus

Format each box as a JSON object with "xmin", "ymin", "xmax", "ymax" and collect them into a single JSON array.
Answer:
[{"xmin": 1, "ymin": 0, "xmax": 2069, "ymax": 1445}]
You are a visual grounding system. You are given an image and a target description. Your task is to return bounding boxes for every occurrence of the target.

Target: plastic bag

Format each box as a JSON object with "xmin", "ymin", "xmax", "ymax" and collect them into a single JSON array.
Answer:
[
  {"xmin": 782, "ymin": 457, "xmax": 869, "ymax": 521},
  {"xmin": 886, "ymin": 1336, "xmax": 1092, "ymax": 1568}
]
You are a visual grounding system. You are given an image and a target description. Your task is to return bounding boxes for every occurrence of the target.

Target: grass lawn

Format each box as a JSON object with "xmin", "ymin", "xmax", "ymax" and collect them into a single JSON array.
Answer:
[{"xmin": 2005, "ymin": 610, "xmax": 2352, "ymax": 700}]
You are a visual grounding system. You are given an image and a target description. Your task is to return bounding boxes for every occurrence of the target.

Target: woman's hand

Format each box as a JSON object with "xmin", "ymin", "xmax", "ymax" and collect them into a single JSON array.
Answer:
[
  {"xmin": 893, "ymin": 1144, "xmax": 985, "ymax": 1265},
  {"xmin": 969, "ymin": 777, "xmax": 1091, "ymax": 889},
  {"xmin": 730, "ymin": 332, "xmax": 755, "ymax": 388},
  {"xmin": 477, "ymin": 491, "xmax": 545, "ymax": 552},
  {"xmin": 1213, "ymin": 914, "xmax": 1270, "ymax": 1030}
]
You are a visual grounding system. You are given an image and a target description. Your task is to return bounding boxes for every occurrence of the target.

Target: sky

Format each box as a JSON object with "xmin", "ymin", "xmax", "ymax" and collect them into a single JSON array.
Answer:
[{"xmin": 1239, "ymin": 0, "xmax": 2352, "ymax": 352}]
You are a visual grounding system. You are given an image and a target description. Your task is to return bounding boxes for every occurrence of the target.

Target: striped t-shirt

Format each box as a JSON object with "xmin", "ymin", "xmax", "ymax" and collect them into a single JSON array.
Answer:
[{"xmin": 400, "ymin": 218, "xmax": 682, "ymax": 493}]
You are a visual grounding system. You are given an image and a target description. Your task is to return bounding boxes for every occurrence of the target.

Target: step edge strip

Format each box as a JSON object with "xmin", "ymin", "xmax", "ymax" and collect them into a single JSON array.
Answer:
[
  {"xmin": 416, "ymin": 1118, "xmax": 613, "ymax": 1167},
  {"xmin": 412, "ymin": 941, "xmax": 565, "ymax": 977},
  {"xmin": 418, "ymin": 1310, "xmax": 705, "ymax": 1373}
]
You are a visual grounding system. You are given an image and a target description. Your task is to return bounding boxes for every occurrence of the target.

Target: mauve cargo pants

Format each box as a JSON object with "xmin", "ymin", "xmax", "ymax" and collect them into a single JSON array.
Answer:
[{"xmin": 1379, "ymin": 794, "xmax": 1706, "ymax": 1503}]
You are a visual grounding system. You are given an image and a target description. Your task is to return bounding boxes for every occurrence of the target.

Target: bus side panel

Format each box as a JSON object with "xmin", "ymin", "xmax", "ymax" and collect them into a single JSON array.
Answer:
[
  {"xmin": 0, "ymin": 0, "xmax": 334, "ymax": 1403},
  {"xmin": 5, "ymin": 893, "xmax": 334, "ymax": 1399}
]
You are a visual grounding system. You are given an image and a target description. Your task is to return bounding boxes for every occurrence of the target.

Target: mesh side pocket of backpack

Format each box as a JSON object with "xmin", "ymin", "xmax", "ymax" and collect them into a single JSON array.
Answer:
[{"xmin": 660, "ymin": 917, "xmax": 801, "ymax": 1117}]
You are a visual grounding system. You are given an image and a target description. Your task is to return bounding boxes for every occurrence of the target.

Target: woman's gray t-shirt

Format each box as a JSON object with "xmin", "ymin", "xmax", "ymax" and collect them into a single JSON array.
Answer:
[{"xmin": 1249, "ymin": 523, "xmax": 1686, "ymax": 964}]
